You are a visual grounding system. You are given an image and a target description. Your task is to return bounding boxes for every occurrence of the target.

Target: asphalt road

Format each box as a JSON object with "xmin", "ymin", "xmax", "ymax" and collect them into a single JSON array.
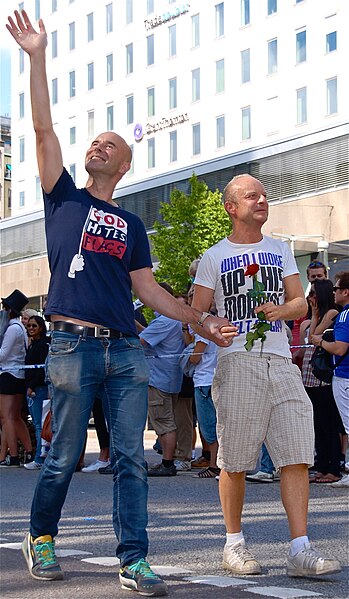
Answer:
[{"xmin": 0, "ymin": 430, "xmax": 348, "ymax": 599}]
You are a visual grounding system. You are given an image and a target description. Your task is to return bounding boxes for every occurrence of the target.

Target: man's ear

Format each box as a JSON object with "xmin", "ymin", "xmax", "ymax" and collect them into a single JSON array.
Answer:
[
  {"xmin": 224, "ymin": 200, "xmax": 237, "ymax": 218},
  {"xmin": 119, "ymin": 161, "xmax": 131, "ymax": 175}
]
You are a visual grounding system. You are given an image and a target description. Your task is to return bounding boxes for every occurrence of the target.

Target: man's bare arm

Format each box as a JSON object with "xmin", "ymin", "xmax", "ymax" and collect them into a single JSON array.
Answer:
[{"xmin": 255, "ymin": 274, "xmax": 307, "ymax": 321}]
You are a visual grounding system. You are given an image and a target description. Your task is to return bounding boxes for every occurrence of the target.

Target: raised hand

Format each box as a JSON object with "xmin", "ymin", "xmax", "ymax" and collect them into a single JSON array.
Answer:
[{"xmin": 6, "ymin": 9, "xmax": 47, "ymax": 54}]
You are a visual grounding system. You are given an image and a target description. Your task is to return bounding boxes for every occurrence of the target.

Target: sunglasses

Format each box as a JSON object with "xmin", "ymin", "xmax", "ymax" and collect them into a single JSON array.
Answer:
[
  {"xmin": 308, "ymin": 261, "xmax": 325, "ymax": 269},
  {"xmin": 333, "ymin": 286, "xmax": 345, "ymax": 291},
  {"xmin": 27, "ymin": 324, "xmax": 39, "ymax": 328}
]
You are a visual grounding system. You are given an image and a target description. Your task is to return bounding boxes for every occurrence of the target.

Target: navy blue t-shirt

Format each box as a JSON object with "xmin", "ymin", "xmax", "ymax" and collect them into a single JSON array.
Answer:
[{"xmin": 44, "ymin": 168, "xmax": 152, "ymax": 336}]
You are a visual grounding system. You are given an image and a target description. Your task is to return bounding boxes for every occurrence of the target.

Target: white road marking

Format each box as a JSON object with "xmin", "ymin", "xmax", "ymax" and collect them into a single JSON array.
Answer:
[
  {"xmin": 0, "ymin": 543, "xmax": 22, "ymax": 550},
  {"xmin": 81, "ymin": 559, "xmax": 192, "ymax": 575},
  {"xmin": 246, "ymin": 586, "xmax": 322, "ymax": 598},
  {"xmin": 82, "ymin": 557, "xmax": 119, "ymax": 566},
  {"xmin": 185, "ymin": 575, "xmax": 256, "ymax": 587},
  {"xmin": 0, "ymin": 542, "xmax": 91, "ymax": 557}
]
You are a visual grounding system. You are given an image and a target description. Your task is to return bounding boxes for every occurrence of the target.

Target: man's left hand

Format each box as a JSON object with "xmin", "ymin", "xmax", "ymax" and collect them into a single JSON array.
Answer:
[
  {"xmin": 202, "ymin": 316, "xmax": 238, "ymax": 347},
  {"xmin": 255, "ymin": 302, "xmax": 281, "ymax": 322}
]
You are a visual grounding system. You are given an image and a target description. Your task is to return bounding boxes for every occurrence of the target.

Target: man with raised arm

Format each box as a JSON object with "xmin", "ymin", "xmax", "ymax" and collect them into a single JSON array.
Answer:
[{"xmin": 6, "ymin": 11, "xmax": 236, "ymax": 596}]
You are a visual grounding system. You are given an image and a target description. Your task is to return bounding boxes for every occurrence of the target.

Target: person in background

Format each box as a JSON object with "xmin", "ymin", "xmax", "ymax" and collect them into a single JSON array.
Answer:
[{"xmin": 21, "ymin": 309, "xmax": 39, "ymax": 331}]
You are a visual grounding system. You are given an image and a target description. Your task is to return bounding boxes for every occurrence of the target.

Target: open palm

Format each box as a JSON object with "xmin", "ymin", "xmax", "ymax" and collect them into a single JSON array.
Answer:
[{"xmin": 6, "ymin": 9, "xmax": 47, "ymax": 54}]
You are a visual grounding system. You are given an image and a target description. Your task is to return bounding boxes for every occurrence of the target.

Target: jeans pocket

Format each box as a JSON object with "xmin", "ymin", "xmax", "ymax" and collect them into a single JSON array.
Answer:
[
  {"xmin": 49, "ymin": 335, "xmax": 82, "ymax": 355},
  {"xmin": 123, "ymin": 336, "xmax": 143, "ymax": 350}
]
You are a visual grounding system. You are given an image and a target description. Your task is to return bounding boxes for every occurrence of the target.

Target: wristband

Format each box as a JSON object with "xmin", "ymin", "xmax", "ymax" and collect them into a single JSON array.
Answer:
[{"xmin": 197, "ymin": 311, "xmax": 211, "ymax": 327}]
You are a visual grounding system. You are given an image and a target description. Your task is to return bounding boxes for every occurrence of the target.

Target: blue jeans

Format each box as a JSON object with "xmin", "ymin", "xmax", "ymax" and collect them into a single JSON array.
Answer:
[
  {"xmin": 30, "ymin": 331, "xmax": 149, "ymax": 567},
  {"xmin": 261, "ymin": 443, "xmax": 274, "ymax": 474},
  {"xmin": 194, "ymin": 385, "xmax": 217, "ymax": 445},
  {"xmin": 27, "ymin": 385, "xmax": 48, "ymax": 464}
]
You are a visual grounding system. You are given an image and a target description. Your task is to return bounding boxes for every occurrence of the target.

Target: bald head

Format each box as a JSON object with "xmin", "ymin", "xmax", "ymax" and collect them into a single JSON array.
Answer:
[
  {"xmin": 85, "ymin": 132, "xmax": 132, "ymax": 181},
  {"xmin": 223, "ymin": 174, "xmax": 262, "ymax": 205}
]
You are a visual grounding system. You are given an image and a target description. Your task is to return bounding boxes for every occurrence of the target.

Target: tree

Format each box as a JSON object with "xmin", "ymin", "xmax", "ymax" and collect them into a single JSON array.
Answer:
[{"xmin": 150, "ymin": 174, "xmax": 231, "ymax": 293}]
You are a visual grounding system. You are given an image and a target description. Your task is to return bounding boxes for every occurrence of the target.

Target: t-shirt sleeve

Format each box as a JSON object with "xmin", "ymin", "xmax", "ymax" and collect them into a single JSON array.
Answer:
[
  {"xmin": 282, "ymin": 242, "xmax": 299, "ymax": 278},
  {"xmin": 129, "ymin": 218, "xmax": 153, "ymax": 272},
  {"xmin": 140, "ymin": 317, "xmax": 172, "ymax": 347},
  {"xmin": 194, "ymin": 250, "xmax": 217, "ymax": 290},
  {"xmin": 43, "ymin": 168, "xmax": 75, "ymax": 207},
  {"xmin": 335, "ymin": 312, "xmax": 349, "ymax": 343}
]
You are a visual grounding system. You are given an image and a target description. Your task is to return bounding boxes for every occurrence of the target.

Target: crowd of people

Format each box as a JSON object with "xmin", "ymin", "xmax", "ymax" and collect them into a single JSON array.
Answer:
[{"xmin": 1, "ymin": 8, "xmax": 348, "ymax": 598}]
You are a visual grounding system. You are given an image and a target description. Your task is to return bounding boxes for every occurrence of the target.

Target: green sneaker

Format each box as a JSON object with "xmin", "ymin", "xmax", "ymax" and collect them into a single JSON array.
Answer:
[
  {"xmin": 119, "ymin": 559, "xmax": 167, "ymax": 596},
  {"xmin": 21, "ymin": 533, "xmax": 64, "ymax": 580}
]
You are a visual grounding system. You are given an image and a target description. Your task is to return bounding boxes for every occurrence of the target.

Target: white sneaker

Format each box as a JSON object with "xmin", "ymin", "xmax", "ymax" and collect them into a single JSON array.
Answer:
[
  {"xmin": 174, "ymin": 460, "xmax": 191, "ymax": 471},
  {"xmin": 287, "ymin": 542, "xmax": 341, "ymax": 577},
  {"xmin": 81, "ymin": 460, "xmax": 110, "ymax": 473},
  {"xmin": 223, "ymin": 540, "xmax": 261, "ymax": 574},
  {"xmin": 331, "ymin": 473, "xmax": 349, "ymax": 487},
  {"xmin": 245, "ymin": 470, "xmax": 274, "ymax": 483},
  {"xmin": 23, "ymin": 461, "xmax": 42, "ymax": 470}
]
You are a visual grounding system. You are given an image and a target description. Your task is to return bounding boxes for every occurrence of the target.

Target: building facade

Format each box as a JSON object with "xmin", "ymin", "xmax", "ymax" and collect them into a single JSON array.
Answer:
[{"xmin": 1, "ymin": 0, "xmax": 348, "ymax": 304}]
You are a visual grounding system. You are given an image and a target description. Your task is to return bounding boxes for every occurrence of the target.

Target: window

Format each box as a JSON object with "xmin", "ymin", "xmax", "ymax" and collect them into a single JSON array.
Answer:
[
  {"xmin": 192, "ymin": 68, "xmax": 200, "ymax": 101},
  {"xmin": 87, "ymin": 62, "xmax": 94, "ymax": 90},
  {"xmin": 106, "ymin": 53, "xmax": 114, "ymax": 82},
  {"xmin": 52, "ymin": 78, "xmax": 58, "ymax": 104},
  {"xmin": 296, "ymin": 30, "xmax": 306, "ymax": 63},
  {"xmin": 87, "ymin": 13, "xmax": 94, "ymax": 42},
  {"xmin": 19, "ymin": 48, "xmax": 24, "ymax": 73},
  {"xmin": 107, "ymin": 104, "xmax": 114, "ymax": 130},
  {"xmin": 18, "ymin": 2, "xmax": 24, "ymax": 11},
  {"xmin": 169, "ymin": 77, "xmax": 177, "ymax": 109},
  {"xmin": 148, "ymin": 138, "xmax": 155, "ymax": 168},
  {"xmin": 52, "ymin": 0, "xmax": 58, "ymax": 12},
  {"xmin": 51, "ymin": 31, "xmax": 58, "ymax": 58},
  {"xmin": 69, "ymin": 164, "xmax": 76, "ymax": 182},
  {"xmin": 326, "ymin": 31, "xmax": 337, "ymax": 53},
  {"xmin": 170, "ymin": 131, "xmax": 177, "ymax": 162},
  {"xmin": 267, "ymin": 0, "xmax": 277, "ymax": 15},
  {"xmin": 147, "ymin": 0, "xmax": 154, "ymax": 15},
  {"xmin": 126, "ymin": 43, "xmax": 133, "ymax": 74},
  {"xmin": 169, "ymin": 24, "xmax": 176, "ymax": 57},
  {"xmin": 35, "ymin": 176, "xmax": 41, "ymax": 202},
  {"xmin": 147, "ymin": 35, "xmax": 154, "ymax": 66},
  {"xmin": 70, "ymin": 126, "xmax": 76, "ymax": 144},
  {"xmin": 19, "ymin": 191, "xmax": 25, "ymax": 208},
  {"xmin": 69, "ymin": 70, "xmax": 76, "ymax": 98},
  {"xmin": 129, "ymin": 144, "xmax": 134, "ymax": 175},
  {"xmin": 87, "ymin": 110, "xmax": 94, "ymax": 138},
  {"xmin": 326, "ymin": 77, "xmax": 337, "ymax": 115},
  {"xmin": 19, "ymin": 92, "xmax": 24, "ymax": 119},
  {"xmin": 296, "ymin": 87, "xmax": 307, "ymax": 124},
  {"xmin": 242, "ymin": 106, "xmax": 251, "ymax": 139},
  {"xmin": 192, "ymin": 123, "xmax": 201, "ymax": 155},
  {"xmin": 147, "ymin": 87, "xmax": 155, "ymax": 117},
  {"xmin": 126, "ymin": 0, "xmax": 133, "ymax": 24},
  {"xmin": 216, "ymin": 59, "xmax": 225, "ymax": 93},
  {"xmin": 191, "ymin": 14, "xmax": 200, "ymax": 48},
  {"xmin": 268, "ymin": 38, "xmax": 277, "ymax": 74},
  {"xmin": 216, "ymin": 116, "xmax": 225, "ymax": 148},
  {"xmin": 126, "ymin": 95, "xmax": 134, "ymax": 125},
  {"xmin": 241, "ymin": 49, "xmax": 250, "ymax": 83},
  {"xmin": 241, "ymin": 0, "xmax": 250, "ymax": 26},
  {"xmin": 69, "ymin": 22, "xmax": 75, "ymax": 51},
  {"xmin": 215, "ymin": 3, "xmax": 224, "ymax": 37},
  {"xmin": 19, "ymin": 137, "xmax": 25, "ymax": 162},
  {"xmin": 35, "ymin": 0, "xmax": 40, "ymax": 21},
  {"xmin": 106, "ymin": 3, "xmax": 113, "ymax": 33}
]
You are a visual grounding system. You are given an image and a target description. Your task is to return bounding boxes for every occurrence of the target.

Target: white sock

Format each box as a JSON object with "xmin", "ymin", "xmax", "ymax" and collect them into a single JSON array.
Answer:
[
  {"xmin": 225, "ymin": 531, "xmax": 244, "ymax": 547},
  {"xmin": 290, "ymin": 535, "xmax": 309, "ymax": 556}
]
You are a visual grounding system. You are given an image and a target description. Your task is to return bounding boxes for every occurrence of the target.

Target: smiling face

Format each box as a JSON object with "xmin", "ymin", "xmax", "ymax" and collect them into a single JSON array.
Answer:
[
  {"xmin": 27, "ymin": 317, "xmax": 43, "ymax": 340},
  {"xmin": 224, "ymin": 175, "xmax": 269, "ymax": 226},
  {"xmin": 85, "ymin": 132, "xmax": 132, "ymax": 178}
]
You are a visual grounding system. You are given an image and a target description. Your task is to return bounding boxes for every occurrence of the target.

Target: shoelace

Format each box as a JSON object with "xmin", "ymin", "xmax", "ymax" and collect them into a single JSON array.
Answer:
[
  {"xmin": 36, "ymin": 541, "xmax": 57, "ymax": 568},
  {"xmin": 232, "ymin": 544, "xmax": 255, "ymax": 562},
  {"xmin": 297, "ymin": 546, "xmax": 323, "ymax": 568},
  {"xmin": 128, "ymin": 559, "xmax": 158, "ymax": 579}
]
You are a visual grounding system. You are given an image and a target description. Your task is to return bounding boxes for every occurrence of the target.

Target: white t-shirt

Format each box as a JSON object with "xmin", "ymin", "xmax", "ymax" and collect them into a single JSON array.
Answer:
[{"xmin": 195, "ymin": 235, "xmax": 299, "ymax": 359}]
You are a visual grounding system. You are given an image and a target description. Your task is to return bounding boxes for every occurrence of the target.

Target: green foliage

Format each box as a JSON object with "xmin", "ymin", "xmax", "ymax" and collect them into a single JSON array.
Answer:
[{"xmin": 150, "ymin": 174, "xmax": 231, "ymax": 293}]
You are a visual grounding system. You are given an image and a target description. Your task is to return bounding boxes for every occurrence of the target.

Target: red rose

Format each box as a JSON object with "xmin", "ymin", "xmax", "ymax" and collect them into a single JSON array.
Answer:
[{"xmin": 244, "ymin": 264, "xmax": 259, "ymax": 276}]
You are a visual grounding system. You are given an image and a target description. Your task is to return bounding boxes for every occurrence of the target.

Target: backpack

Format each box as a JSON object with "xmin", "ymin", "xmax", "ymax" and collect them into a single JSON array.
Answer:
[{"xmin": 310, "ymin": 329, "xmax": 348, "ymax": 384}]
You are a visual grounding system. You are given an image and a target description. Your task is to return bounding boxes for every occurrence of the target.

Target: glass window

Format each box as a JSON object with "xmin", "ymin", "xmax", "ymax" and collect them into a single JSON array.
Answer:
[
  {"xmin": 267, "ymin": 0, "xmax": 277, "ymax": 15},
  {"xmin": 268, "ymin": 38, "xmax": 277, "ymax": 74},
  {"xmin": 296, "ymin": 30, "xmax": 306, "ymax": 63},
  {"xmin": 326, "ymin": 31, "xmax": 337, "ymax": 53},
  {"xmin": 87, "ymin": 13, "xmax": 94, "ymax": 42},
  {"xmin": 19, "ymin": 92, "xmax": 24, "ymax": 119},
  {"xmin": 19, "ymin": 137, "xmax": 25, "ymax": 162},
  {"xmin": 242, "ymin": 106, "xmax": 251, "ymax": 139},
  {"xmin": 216, "ymin": 115, "xmax": 225, "ymax": 148},
  {"xmin": 147, "ymin": 0, "xmax": 154, "ymax": 15},
  {"xmin": 106, "ymin": 53, "xmax": 114, "ymax": 82},
  {"xmin": 126, "ymin": 95, "xmax": 134, "ymax": 125},
  {"xmin": 69, "ymin": 22, "xmax": 75, "ymax": 51},
  {"xmin": 326, "ymin": 77, "xmax": 337, "ymax": 115},
  {"xmin": 19, "ymin": 191, "xmax": 25, "ymax": 208},
  {"xmin": 69, "ymin": 164, "xmax": 76, "ymax": 182},
  {"xmin": 191, "ymin": 14, "xmax": 200, "ymax": 48},
  {"xmin": 126, "ymin": 43, "xmax": 134, "ymax": 74},
  {"xmin": 241, "ymin": 0, "xmax": 250, "ymax": 26},
  {"xmin": 126, "ymin": 0, "xmax": 133, "ymax": 24},
  {"xmin": 87, "ymin": 62, "xmax": 94, "ymax": 91},
  {"xmin": 147, "ymin": 87, "xmax": 155, "ymax": 117},
  {"xmin": 169, "ymin": 77, "xmax": 177, "ymax": 109},
  {"xmin": 69, "ymin": 70, "xmax": 76, "ymax": 98},
  {"xmin": 296, "ymin": 87, "xmax": 307, "ymax": 124},
  {"xmin": 107, "ymin": 104, "xmax": 114, "ymax": 130},
  {"xmin": 87, "ymin": 110, "xmax": 94, "ymax": 138},
  {"xmin": 52, "ymin": 78, "xmax": 58, "ymax": 104},
  {"xmin": 148, "ymin": 138, "xmax": 155, "ymax": 168},
  {"xmin": 51, "ymin": 31, "xmax": 58, "ymax": 58},
  {"xmin": 19, "ymin": 48, "xmax": 24, "ymax": 73},
  {"xmin": 170, "ymin": 130, "xmax": 177, "ymax": 162},
  {"xmin": 35, "ymin": 0, "xmax": 40, "ymax": 21},
  {"xmin": 35, "ymin": 176, "xmax": 41, "ymax": 202},
  {"xmin": 216, "ymin": 59, "xmax": 225, "ymax": 93},
  {"xmin": 147, "ymin": 34, "xmax": 154, "ymax": 66},
  {"xmin": 192, "ymin": 123, "xmax": 201, "ymax": 155},
  {"xmin": 215, "ymin": 3, "xmax": 224, "ymax": 37},
  {"xmin": 192, "ymin": 68, "xmax": 200, "ymax": 101},
  {"xmin": 241, "ymin": 49, "xmax": 250, "ymax": 83},
  {"xmin": 70, "ymin": 126, "xmax": 76, "ymax": 144},
  {"xmin": 106, "ymin": 3, "xmax": 113, "ymax": 33},
  {"xmin": 52, "ymin": 0, "xmax": 58, "ymax": 12},
  {"xmin": 129, "ymin": 144, "xmax": 134, "ymax": 175},
  {"xmin": 169, "ymin": 24, "xmax": 176, "ymax": 57}
]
